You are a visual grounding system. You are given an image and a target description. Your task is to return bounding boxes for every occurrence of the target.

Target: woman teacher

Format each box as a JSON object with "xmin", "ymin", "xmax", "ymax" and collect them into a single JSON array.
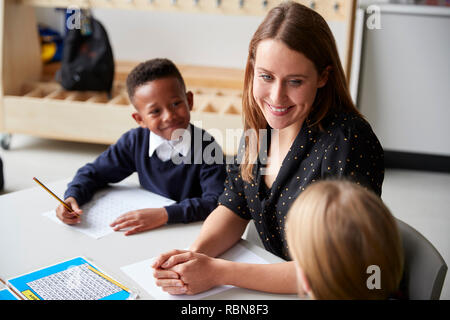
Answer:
[{"xmin": 152, "ymin": 1, "xmax": 384, "ymax": 295}]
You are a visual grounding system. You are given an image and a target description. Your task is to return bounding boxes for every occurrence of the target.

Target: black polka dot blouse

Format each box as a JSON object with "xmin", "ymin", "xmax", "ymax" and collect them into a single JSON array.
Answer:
[{"xmin": 218, "ymin": 113, "xmax": 384, "ymax": 260}]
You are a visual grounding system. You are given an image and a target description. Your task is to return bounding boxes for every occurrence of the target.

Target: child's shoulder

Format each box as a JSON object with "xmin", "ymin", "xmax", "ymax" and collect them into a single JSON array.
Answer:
[
  {"xmin": 122, "ymin": 126, "xmax": 148, "ymax": 139},
  {"xmin": 116, "ymin": 127, "xmax": 149, "ymax": 146}
]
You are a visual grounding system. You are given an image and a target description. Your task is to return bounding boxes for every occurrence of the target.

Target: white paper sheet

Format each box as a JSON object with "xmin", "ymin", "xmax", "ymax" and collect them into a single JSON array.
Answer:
[
  {"xmin": 42, "ymin": 186, "xmax": 175, "ymax": 239},
  {"xmin": 120, "ymin": 243, "xmax": 270, "ymax": 300}
]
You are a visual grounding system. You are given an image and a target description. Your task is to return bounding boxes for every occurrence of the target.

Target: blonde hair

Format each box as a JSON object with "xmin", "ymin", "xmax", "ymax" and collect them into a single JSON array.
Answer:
[
  {"xmin": 286, "ymin": 180, "xmax": 404, "ymax": 300},
  {"xmin": 240, "ymin": 1, "xmax": 361, "ymax": 182}
]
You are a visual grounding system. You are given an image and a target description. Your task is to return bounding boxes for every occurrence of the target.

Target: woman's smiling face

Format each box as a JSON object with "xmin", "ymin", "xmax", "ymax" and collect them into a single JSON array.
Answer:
[{"xmin": 252, "ymin": 39, "xmax": 328, "ymax": 132}]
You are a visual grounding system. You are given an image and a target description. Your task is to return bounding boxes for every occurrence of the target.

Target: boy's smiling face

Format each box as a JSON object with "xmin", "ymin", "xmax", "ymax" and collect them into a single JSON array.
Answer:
[{"xmin": 131, "ymin": 77, "xmax": 193, "ymax": 141}]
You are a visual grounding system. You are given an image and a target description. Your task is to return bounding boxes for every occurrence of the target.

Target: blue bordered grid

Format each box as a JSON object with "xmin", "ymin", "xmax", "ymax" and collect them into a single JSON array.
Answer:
[{"xmin": 7, "ymin": 257, "xmax": 132, "ymax": 300}]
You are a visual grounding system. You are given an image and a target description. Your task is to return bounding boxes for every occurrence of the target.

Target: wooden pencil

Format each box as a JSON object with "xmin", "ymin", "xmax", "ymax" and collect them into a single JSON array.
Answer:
[
  {"xmin": 0, "ymin": 277, "xmax": 24, "ymax": 300},
  {"xmin": 32, "ymin": 177, "xmax": 78, "ymax": 217}
]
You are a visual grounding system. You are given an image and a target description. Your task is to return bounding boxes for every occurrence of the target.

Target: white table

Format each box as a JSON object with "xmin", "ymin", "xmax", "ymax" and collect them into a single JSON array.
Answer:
[{"xmin": 0, "ymin": 179, "xmax": 297, "ymax": 300}]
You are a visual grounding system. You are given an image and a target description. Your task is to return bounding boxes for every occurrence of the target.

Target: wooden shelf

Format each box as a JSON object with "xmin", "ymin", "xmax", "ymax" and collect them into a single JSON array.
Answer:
[
  {"xmin": 11, "ymin": 79, "xmax": 244, "ymax": 113},
  {"xmin": 44, "ymin": 61, "xmax": 245, "ymax": 90},
  {"xmin": 3, "ymin": 79, "xmax": 243, "ymax": 154}
]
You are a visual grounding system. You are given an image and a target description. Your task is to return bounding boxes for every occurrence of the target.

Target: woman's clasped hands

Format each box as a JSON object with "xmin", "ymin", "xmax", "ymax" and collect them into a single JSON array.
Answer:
[{"xmin": 152, "ymin": 249, "xmax": 226, "ymax": 295}]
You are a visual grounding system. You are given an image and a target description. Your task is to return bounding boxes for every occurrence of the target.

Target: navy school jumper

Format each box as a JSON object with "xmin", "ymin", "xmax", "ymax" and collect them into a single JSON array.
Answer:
[{"xmin": 64, "ymin": 125, "xmax": 227, "ymax": 223}]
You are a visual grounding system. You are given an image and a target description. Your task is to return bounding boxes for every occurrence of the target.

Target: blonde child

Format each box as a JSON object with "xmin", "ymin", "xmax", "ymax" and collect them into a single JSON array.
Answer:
[{"xmin": 286, "ymin": 180, "xmax": 404, "ymax": 299}]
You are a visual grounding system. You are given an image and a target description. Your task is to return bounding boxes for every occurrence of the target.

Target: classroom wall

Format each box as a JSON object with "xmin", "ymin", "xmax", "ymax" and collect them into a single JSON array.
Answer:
[{"xmin": 35, "ymin": 7, "xmax": 347, "ymax": 70}]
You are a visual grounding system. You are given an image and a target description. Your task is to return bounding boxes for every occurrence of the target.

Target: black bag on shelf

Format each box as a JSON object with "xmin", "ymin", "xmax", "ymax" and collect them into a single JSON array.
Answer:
[{"xmin": 56, "ymin": 14, "xmax": 114, "ymax": 96}]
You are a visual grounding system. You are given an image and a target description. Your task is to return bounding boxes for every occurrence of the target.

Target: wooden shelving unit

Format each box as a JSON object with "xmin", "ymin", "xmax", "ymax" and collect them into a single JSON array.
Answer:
[{"xmin": 0, "ymin": 0, "xmax": 356, "ymax": 155}]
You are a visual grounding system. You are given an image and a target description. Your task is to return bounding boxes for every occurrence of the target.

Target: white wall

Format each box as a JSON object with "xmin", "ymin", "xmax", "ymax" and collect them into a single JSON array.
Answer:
[
  {"xmin": 35, "ymin": 7, "xmax": 347, "ymax": 70},
  {"xmin": 93, "ymin": 9, "xmax": 262, "ymax": 69}
]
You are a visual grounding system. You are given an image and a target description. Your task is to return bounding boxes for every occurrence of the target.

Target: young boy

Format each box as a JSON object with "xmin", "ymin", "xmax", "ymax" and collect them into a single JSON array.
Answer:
[{"xmin": 56, "ymin": 58, "xmax": 226, "ymax": 235}]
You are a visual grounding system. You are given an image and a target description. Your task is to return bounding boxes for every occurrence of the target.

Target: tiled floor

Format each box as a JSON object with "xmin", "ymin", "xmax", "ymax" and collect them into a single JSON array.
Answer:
[{"xmin": 1, "ymin": 133, "xmax": 449, "ymax": 299}]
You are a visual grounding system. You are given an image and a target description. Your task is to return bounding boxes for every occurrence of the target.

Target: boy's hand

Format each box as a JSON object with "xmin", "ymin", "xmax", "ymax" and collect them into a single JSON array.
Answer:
[
  {"xmin": 56, "ymin": 197, "xmax": 83, "ymax": 225},
  {"xmin": 110, "ymin": 208, "xmax": 168, "ymax": 236}
]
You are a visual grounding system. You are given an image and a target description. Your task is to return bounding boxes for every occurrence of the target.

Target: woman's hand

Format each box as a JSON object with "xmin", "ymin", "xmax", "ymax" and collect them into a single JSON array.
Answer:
[
  {"xmin": 152, "ymin": 249, "xmax": 298, "ymax": 295},
  {"xmin": 110, "ymin": 208, "xmax": 168, "ymax": 236},
  {"xmin": 152, "ymin": 249, "xmax": 225, "ymax": 295},
  {"xmin": 56, "ymin": 197, "xmax": 83, "ymax": 225}
]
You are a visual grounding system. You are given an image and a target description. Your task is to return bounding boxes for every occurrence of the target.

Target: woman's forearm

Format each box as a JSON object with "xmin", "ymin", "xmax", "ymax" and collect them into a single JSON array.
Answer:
[
  {"xmin": 217, "ymin": 260, "xmax": 298, "ymax": 294},
  {"xmin": 187, "ymin": 206, "xmax": 299, "ymax": 294},
  {"xmin": 189, "ymin": 205, "xmax": 249, "ymax": 257}
]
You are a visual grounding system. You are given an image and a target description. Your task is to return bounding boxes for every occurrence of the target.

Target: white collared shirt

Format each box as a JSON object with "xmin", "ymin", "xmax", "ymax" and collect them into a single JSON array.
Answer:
[{"xmin": 149, "ymin": 125, "xmax": 191, "ymax": 162}]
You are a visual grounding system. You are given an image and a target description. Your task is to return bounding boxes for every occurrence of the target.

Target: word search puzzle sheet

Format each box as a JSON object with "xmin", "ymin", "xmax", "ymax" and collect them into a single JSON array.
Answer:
[
  {"xmin": 42, "ymin": 185, "xmax": 175, "ymax": 239},
  {"xmin": 7, "ymin": 257, "xmax": 135, "ymax": 300}
]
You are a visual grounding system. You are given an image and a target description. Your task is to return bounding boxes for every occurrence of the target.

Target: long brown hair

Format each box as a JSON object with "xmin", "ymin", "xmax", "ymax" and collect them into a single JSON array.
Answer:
[
  {"xmin": 241, "ymin": 1, "xmax": 361, "ymax": 182},
  {"xmin": 286, "ymin": 180, "xmax": 404, "ymax": 299}
]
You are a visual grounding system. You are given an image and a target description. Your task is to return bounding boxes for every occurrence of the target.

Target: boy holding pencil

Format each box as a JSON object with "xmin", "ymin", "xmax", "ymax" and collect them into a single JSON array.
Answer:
[{"xmin": 56, "ymin": 58, "xmax": 226, "ymax": 235}]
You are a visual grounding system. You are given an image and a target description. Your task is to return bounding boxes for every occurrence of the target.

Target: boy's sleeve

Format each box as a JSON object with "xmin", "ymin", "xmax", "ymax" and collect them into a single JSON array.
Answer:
[
  {"xmin": 64, "ymin": 131, "xmax": 137, "ymax": 205},
  {"xmin": 164, "ymin": 162, "xmax": 226, "ymax": 224}
]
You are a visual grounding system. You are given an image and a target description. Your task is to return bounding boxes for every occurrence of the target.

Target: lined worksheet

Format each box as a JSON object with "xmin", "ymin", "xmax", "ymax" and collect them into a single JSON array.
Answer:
[{"xmin": 42, "ymin": 185, "xmax": 175, "ymax": 239}]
